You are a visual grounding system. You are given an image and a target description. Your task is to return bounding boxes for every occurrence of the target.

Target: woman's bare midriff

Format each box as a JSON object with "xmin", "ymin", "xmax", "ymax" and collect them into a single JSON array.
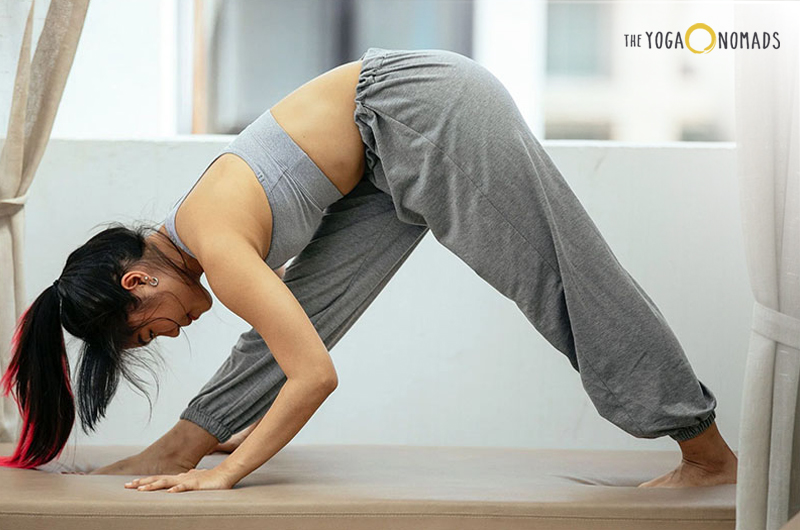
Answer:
[
  {"xmin": 269, "ymin": 59, "xmax": 366, "ymax": 196},
  {"xmin": 167, "ymin": 60, "xmax": 367, "ymax": 265}
]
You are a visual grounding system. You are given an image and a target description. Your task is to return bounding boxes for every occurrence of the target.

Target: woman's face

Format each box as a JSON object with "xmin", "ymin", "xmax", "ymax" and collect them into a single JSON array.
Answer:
[{"xmin": 121, "ymin": 269, "xmax": 212, "ymax": 348}]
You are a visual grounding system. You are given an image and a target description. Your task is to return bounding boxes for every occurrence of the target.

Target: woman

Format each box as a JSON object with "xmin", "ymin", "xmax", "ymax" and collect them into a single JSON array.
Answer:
[{"xmin": 0, "ymin": 48, "xmax": 737, "ymax": 490}]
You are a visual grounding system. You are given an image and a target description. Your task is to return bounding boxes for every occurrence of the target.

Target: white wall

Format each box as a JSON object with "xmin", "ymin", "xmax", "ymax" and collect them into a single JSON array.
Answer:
[
  {"xmin": 1, "ymin": 0, "xmax": 178, "ymax": 139},
  {"xmin": 544, "ymin": 2, "xmax": 737, "ymax": 142},
  {"xmin": 473, "ymin": 0, "xmax": 547, "ymax": 138},
  {"xmin": 21, "ymin": 137, "xmax": 750, "ymax": 453}
]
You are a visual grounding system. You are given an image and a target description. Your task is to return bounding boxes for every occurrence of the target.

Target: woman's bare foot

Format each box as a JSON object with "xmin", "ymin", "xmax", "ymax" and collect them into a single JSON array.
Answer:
[
  {"xmin": 89, "ymin": 420, "xmax": 218, "ymax": 476},
  {"xmin": 90, "ymin": 448, "xmax": 195, "ymax": 476},
  {"xmin": 638, "ymin": 420, "xmax": 738, "ymax": 488}
]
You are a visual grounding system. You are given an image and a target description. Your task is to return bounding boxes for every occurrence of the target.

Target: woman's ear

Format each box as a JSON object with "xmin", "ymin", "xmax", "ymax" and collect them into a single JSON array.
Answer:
[{"xmin": 120, "ymin": 270, "xmax": 146, "ymax": 291}]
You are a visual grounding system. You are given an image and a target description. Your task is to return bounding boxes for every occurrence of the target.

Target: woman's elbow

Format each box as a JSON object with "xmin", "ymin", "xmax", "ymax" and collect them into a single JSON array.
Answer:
[
  {"xmin": 320, "ymin": 373, "xmax": 338, "ymax": 393},
  {"xmin": 303, "ymin": 371, "xmax": 337, "ymax": 395}
]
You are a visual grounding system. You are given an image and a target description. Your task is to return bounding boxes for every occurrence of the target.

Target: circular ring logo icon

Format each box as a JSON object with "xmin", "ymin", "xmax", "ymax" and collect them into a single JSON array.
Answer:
[{"xmin": 686, "ymin": 23, "xmax": 716, "ymax": 54}]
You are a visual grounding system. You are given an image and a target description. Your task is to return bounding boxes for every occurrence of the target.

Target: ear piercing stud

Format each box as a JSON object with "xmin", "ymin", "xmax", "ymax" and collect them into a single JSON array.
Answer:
[{"xmin": 143, "ymin": 276, "xmax": 159, "ymax": 287}]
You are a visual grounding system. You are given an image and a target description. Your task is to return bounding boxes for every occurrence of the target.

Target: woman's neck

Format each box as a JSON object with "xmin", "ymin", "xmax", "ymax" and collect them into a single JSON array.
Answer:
[{"xmin": 154, "ymin": 225, "xmax": 204, "ymax": 279}]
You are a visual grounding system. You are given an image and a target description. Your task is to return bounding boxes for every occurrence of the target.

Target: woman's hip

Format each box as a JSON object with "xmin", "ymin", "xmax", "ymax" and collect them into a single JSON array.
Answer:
[{"xmin": 353, "ymin": 47, "xmax": 526, "ymax": 144}]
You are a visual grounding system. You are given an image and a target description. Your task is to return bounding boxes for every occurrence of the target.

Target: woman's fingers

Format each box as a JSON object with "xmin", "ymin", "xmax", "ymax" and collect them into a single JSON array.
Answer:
[
  {"xmin": 136, "ymin": 475, "xmax": 200, "ymax": 492},
  {"xmin": 125, "ymin": 476, "xmax": 154, "ymax": 487},
  {"xmin": 125, "ymin": 467, "xmax": 232, "ymax": 493},
  {"xmin": 125, "ymin": 474, "xmax": 174, "ymax": 488},
  {"xmin": 126, "ymin": 469, "xmax": 204, "ymax": 491},
  {"xmin": 136, "ymin": 476, "xmax": 180, "ymax": 491}
]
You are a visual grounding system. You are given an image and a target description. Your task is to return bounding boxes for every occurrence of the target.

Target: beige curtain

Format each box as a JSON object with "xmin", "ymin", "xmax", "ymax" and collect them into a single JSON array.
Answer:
[
  {"xmin": 0, "ymin": 0, "xmax": 89, "ymax": 442},
  {"xmin": 734, "ymin": 3, "xmax": 800, "ymax": 530}
]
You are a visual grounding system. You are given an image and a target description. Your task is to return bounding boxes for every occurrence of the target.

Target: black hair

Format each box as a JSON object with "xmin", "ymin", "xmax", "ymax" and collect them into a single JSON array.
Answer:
[{"xmin": 0, "ymin": 221, "xmax": 204, "ymax": 469}]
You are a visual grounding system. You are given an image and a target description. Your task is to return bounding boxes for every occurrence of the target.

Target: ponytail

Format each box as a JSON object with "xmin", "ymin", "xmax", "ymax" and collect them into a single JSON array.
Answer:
[
  {"xmin": 0, "ymin": 284, "xmax": 75, "ymax": 469},
  {"xmin": 0, "ymin": 221, "xmax": 207, "ymax": 469}
]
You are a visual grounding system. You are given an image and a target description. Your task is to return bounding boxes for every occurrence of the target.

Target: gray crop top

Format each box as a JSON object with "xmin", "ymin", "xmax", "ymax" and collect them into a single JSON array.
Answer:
[{"xmin": 163, "ymin": 109, "xmax": 345, "ymax": 270}]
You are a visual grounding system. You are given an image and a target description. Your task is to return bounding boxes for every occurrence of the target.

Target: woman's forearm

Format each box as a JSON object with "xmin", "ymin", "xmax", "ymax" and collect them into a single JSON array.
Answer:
[
  {"xmin": 241, "ymin": 417, "xmax": 262, "ymax": 437},
  {"xmin": 216, "ymin": 378, "xmax": 334, "ymax": 482}
]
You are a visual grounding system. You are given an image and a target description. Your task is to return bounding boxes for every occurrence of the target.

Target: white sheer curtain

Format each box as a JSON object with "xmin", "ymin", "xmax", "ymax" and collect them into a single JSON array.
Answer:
[
  {"xmin": 734, "ymin": 3, "xmax": 800, "ymax": 530},
  {"xmin": 0, "ymin": 0, "xmax": 89, "ymax": 442}
]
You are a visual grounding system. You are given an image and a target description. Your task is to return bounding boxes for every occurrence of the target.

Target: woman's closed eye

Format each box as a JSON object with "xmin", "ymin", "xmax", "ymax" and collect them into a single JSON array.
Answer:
[{"xmin": 139, "ymin": 330, "xmax": 155, "ymax": 346}]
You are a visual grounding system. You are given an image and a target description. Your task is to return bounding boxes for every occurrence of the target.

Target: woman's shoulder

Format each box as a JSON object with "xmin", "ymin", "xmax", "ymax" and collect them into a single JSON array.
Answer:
[{"xmin": 172, "ymin": 153, "xmax": 274, "ymax": 262}]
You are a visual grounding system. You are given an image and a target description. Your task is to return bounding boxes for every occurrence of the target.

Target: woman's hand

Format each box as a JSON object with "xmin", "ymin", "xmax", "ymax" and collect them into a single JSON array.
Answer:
[{"xmin": 125, "ymin": 466, "xmax": 238, "ymax": 493}]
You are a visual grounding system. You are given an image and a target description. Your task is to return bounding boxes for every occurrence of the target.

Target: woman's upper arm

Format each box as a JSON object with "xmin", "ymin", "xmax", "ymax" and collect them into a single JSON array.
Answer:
[{"xmin": 198, "ymin": 235, "xmax": 337, "ymax": 388}]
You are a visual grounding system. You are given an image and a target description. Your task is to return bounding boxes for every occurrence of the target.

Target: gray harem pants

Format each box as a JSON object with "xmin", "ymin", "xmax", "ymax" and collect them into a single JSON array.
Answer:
[{"xmin": 179, "ymin": 47, "xmax": 717, "ymax": 443}]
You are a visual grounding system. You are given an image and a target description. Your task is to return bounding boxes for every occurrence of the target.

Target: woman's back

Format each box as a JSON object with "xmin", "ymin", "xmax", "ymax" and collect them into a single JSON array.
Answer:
[{"xmin": 162, "ymin": 59, "xmax": 366, "ymax": 270}]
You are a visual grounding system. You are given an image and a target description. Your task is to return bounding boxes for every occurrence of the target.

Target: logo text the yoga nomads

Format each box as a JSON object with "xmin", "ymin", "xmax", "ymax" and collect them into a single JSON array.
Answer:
[{"xmin": 624, "ymin": 23, "xmax": 780, "ymax": 53}]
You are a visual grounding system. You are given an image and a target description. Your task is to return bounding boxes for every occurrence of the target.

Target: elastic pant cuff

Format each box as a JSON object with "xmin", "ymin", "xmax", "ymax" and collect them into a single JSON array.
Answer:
[
  {"xmin": 669, "ymin": 409, "xmax": 717, "ymax": 442},
  {"xmin": 179, "ymin": 406, "xmax": 234, "ymax": 443}
]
